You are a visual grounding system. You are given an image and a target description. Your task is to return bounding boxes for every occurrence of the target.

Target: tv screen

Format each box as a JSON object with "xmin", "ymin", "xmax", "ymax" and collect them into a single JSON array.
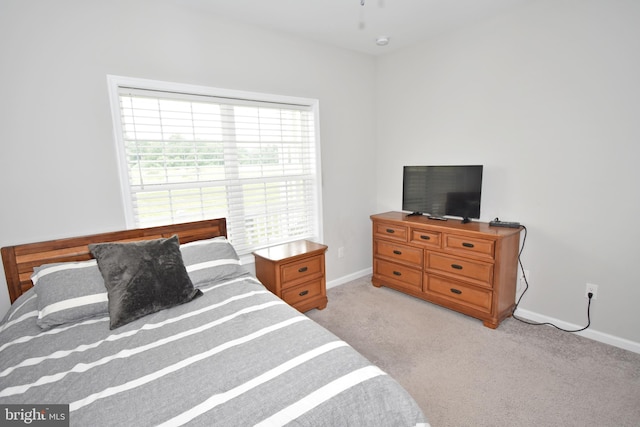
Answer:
[{"xmin": 402, "ymin": 165, "xmax": 483, "ymax": 222}]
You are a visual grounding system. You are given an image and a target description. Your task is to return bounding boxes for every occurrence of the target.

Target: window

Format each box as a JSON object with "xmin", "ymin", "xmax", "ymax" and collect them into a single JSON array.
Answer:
[{"xmin": 107, "ymin": 76, "xmax": 322, "ymax": 255}]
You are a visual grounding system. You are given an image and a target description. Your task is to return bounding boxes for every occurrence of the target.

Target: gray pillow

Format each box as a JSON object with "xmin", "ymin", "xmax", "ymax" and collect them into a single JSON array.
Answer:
[
  {"xmin": 89, "ymin": 235, "xmax": 201, "ymax": 329},
  {"xmin": 180, "ymin": 237, "xmax": 249, "ymax": 287},
  {"xmin": 31, "ymin": 259, "xmax": 108, "ymax": 330}
]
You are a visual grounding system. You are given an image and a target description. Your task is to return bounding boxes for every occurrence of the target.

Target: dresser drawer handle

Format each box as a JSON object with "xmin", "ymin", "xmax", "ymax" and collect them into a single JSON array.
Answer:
[
  {"xmin": 298, "ymin": 266, "xmax": 308, "ymax": 273},
  {"xmin": 393, "ymin": 250, "xmax": 402, "ymax": 255},
  {"xmin": 386, "ymin": 228, "xmax": 395, "ymax": 233},
  {"xmin": 420, "ymin": 235, "xmax": 430, "ymax": 240},
  {"xmin": 462, "ymin": 242, "xmax": 475, "ymax": 248},
  {"xmin": 450, "ymin": 288, "xmax": 462, "ymax": 295},
  {"xmin": 393, "ymin": 271, "xmax": 402, "ymax": 276},
  {"xmin": 299, "ymin": 290, "xmax": 309, "ymax": 297},
  {"xmin": 451, "ymin": 264, "xmax": 463, "ymax": 270}
]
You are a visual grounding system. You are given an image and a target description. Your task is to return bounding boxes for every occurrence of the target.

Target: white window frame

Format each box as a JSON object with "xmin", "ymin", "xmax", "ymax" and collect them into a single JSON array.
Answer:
[{"xmin": 107, "ymin": 75, "xmax": 323, "ymax": 255}]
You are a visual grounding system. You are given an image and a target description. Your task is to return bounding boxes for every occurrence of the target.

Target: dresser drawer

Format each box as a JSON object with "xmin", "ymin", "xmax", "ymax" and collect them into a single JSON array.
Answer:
[
  {"xmin": 374, "ymin": 259, "xmax": 422, "ymax": 290},
  {"xmin": 375, "ymin": 240, "xmax": 423, "ymax": 267},
  {"xmin": 410, "ymin": 228, "xmax": 441, "ymax": 249},
  {"xmin": 444, "ymin": 234, "xmax": 495, "ymax": 260},
  {"xmin": 425, "ymin": 275, "xmax": 492, "ymax": 313},
  {"xmin": 281, "ymin": 255, "xmax": 323, "ymax": 288},
  {"xmin": 281, "ymin": 278, "xmax": 323, "ymax": 307},
  {"xmin": 374, "ymin": 222, "xmax": 408, "ymax": 242},
  {"xmin": 426, "ymin": 252, "xmax": 493, "ymax": 287}
]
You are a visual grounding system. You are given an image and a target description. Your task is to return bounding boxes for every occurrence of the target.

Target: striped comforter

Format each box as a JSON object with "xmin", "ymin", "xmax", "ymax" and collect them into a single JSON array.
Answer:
[{"xmin": 1, "ymin": 276, "xmax": 427, "ymax": 426}]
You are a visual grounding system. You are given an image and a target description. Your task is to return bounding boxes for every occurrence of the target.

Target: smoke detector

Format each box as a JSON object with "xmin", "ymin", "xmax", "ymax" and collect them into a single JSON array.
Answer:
[{"xmin": 376, "ymin": 36, "xmax": 390, "ymax": 46}]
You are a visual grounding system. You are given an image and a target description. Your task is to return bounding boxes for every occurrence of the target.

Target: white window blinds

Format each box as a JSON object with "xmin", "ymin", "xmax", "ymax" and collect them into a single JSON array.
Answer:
[{"xmin": 108, "ymin": 77, "xmax": 322, "ymax": 254}]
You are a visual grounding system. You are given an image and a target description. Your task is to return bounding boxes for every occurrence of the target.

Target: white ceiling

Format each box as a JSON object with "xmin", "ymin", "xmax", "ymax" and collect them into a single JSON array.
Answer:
[{"xmin": 177, "ymin": 0, "xmax": 535, "ymax": 55}]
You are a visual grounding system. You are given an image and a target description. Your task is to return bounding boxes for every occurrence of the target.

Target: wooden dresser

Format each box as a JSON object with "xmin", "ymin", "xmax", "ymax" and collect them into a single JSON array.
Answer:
[
  {"xmin": 371, "ymin": 211, "xmax": 522, "ymax": 328},
  {"xmin": 253, "ymin": 240, "xmax": 328, "ymax": 313}
]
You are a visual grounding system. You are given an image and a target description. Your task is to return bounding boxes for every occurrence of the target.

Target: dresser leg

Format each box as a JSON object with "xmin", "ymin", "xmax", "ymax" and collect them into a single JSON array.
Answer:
[{"xmin": 482, "ymin": 319, "xmax": 499, "ymax": 329}]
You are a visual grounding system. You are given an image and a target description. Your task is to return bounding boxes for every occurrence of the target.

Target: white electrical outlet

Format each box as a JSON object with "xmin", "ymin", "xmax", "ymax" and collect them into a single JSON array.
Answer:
[
  {"xmin": 585, "ymin": 283, "xmax": 598, "ymax": 300},
  {"xmin": 338, "ymin": 247, "xmax": 345, "ymax": 258}
]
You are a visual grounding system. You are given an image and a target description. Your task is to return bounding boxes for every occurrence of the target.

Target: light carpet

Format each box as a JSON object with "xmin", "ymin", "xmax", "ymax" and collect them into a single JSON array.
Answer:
[{"xmin": 306, "ymin": 276, "xmax": 640, "ymax": 427}]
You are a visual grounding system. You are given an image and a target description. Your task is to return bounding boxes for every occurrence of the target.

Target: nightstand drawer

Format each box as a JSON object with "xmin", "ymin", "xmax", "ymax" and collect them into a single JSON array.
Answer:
[
  {"xmin": 426, "ymin": 275, "xmax": 492, "ymax": 313},
  {"xmin": 375, "ymin": 240, "xmax": 423, "ymax": 267},
  {"xmin": 426, "ymin": 252, "xmax": 493, "ymax": 287},
  {"xmin": 282, "ymin": 278, "xmax": 323, "ymax": 307},
  {"xmin": 281, "ymin": 255, "xmax": 323, "ymax": 287}
]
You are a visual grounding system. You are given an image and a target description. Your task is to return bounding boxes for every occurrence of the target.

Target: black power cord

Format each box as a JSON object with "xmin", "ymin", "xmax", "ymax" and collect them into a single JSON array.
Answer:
[{"xmin": 511, "ymin": 225, "xmax": 593, "ymax": 333}]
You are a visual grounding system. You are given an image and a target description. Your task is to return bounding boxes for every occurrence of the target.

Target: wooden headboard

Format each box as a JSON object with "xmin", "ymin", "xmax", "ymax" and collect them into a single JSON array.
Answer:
[{"xmin": 1, "ymin": 218, "xmax": 227, "ymax": 304}]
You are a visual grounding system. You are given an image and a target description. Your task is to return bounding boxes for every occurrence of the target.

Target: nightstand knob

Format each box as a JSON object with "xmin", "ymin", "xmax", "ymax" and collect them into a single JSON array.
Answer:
[
  {"xmin": 462, "ymin": 242, "xmax": 475, "ymax": 248},
  {"xmin": 299, "ymin": 290, "xmax": 309, "ymax": 297},
  {"xmin": 298, "ymin": 266, "xmax": 308, "ymax": 273},
  {"xmin": 451, "ymin": 264, "xmax": 463, "ymax": 270},
  {"xmin": 450, "ymin": 288, "xmax": 462, "ymax": 295}
]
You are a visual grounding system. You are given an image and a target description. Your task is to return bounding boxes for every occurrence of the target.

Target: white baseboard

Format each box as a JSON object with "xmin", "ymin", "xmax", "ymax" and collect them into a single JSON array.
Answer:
[
  {"xmin": 515, "ymin": 308, "xmax": 640, "ymax": 354},
  {"xmin": 327, "ymin": 268, "xmax": 372, "ymax": 289},
  {"xmin": 327, "ymin": 270, "xmax": 640, "ymax": 354}
]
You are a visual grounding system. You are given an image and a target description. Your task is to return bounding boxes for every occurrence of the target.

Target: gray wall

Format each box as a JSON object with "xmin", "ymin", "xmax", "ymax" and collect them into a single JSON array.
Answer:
[
  {"xmin": 0, "ymin": 0, "xmax": 377, "ymax": 315},
  {"xmin": 375, "ymin": 0, "xmax": 640, "ymax": 346}
]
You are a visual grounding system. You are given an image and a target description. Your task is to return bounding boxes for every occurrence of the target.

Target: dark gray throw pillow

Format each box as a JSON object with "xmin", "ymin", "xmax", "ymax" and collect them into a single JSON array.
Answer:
[{"xmin": 89, "ymin": 235, "xmax": 202, "ymax": 329}]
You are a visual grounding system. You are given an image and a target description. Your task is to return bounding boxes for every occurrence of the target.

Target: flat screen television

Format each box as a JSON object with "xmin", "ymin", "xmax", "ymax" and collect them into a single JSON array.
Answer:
[{"xmin": 402, "ymin": 165, "xmax": 483, "ymax": 223}]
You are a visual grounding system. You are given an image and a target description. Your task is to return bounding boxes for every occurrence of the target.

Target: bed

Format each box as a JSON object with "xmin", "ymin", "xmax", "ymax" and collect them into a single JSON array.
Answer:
[{"xmin": 1, "ymin": 218, "xmax": 428, "ymax": 426}]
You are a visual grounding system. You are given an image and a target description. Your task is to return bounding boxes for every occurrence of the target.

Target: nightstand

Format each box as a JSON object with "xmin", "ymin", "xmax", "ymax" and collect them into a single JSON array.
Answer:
[{"xmin": 253, "ymin": 240, "xmax": 328, "ymax": 312}]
